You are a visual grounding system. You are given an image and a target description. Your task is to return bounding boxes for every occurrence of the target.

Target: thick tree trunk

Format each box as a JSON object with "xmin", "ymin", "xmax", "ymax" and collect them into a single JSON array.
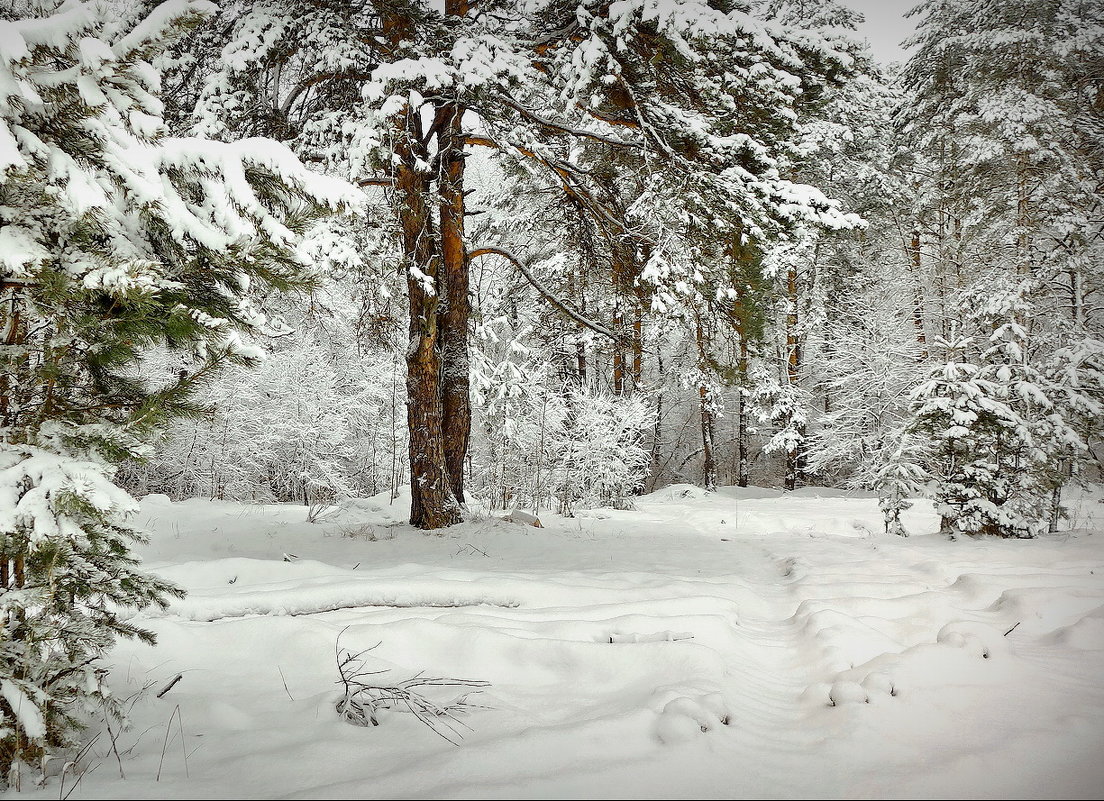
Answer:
[
  {"xmin": 379, "ymin": 1, "xmax": 459, "ymax": 529},
  {"xmin": 394, "ymin": 119, "xmax": 459, "ymax": 530},
  {"xmin": 611, "ymin": 239, "xmax": 633, "ymax": 396},
  {"xmin": 699, "ymin": 385, "xmax": 717, "ymax": 493},
  {"xmin": 438, "ymin": 104, "xmax": 471, "ymax": 505},
  {"xmin": 783, "ymin": 445, "xmax": 802, "ymax": 492}
]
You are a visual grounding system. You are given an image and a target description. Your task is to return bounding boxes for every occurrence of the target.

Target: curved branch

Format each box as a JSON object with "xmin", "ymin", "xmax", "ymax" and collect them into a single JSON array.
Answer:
[
  {"xmin": 495, "ymin": 96, "xmax": 643, "ymax": 150},
  {"xmin": 468, "ymin": 246, "xmax": 620, "ymax": 341}
]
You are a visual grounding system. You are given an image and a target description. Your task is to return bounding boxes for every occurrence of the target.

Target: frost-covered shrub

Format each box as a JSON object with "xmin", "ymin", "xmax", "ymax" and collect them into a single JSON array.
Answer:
[
  {"xmin": 806, "ymin": 299, "xmax": 926, "ymax": 489},
  {"xmin": 549, "ymin": 391, "xmax": 652, "ymax": 514},
  {"xmin": 471, "ymin": 337, "xmax": 650, "ymax": 514},
  {"xmin": 873, "ymin": 431, "xmax": 930, "ymax": 537},
  {"xmin": 124, "ymin": 339, "xmax": 406, "ymax": 508}
]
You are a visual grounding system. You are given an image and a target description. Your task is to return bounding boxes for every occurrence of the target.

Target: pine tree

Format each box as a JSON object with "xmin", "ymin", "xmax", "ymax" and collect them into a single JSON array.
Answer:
[
  {"xmin": 0, "ymin": 0, "xmax": 356, "ymax": 779},
  {"xmin": 172, "ymin": 0, "xmax": 864, "ymax": 523},
  {"xmin": 899, "ymin": 0, "xmax": 1104, "ymax": 329}
]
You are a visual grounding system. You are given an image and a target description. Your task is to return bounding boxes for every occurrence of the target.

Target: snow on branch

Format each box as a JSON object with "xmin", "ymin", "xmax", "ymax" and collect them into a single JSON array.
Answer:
[{"xmin": 468, "ymin": 246, "xmax": 620, "ymax": 341}]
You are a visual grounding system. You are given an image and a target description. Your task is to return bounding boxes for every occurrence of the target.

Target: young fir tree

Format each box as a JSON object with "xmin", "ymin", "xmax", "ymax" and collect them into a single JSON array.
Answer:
[
  {"xmin": 908, "ymin": 332, "xmax": 1019, "ymax": 538},
  {"xmin": 0, "ymin": 0, "xmax": 356, "ymax": 780},
  {"xmin": 873, "ymin": 431, "xmax": 929, "ymax": 538},
  {"xmin": 908, "ymin": 283, "xmax": 1104, "ymax": 538}
]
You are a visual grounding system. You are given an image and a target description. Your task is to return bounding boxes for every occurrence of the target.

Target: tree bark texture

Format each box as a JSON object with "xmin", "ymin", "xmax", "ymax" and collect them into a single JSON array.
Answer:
[
  {"xmin": 694, "ymin": 313, "xmax": 717, "ymax": 492},
  {"xmin": 438, "ymin": 104, "xmax": 471, "ymax": 505},
  {"xmin": 737, "ymin": 338, "xmax": 750, "ymax": 488},
  {"xmin": 783, "ymin": 265, "xmax": 805, "ymax": 492},
  {"xmin": 394, "ymin": 113, "xmax": 460, "ymax": 530}
]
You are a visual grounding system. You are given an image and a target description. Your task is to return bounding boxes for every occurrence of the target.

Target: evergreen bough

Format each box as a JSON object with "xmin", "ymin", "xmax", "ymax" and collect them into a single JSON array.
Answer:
[
  {"xmin": 0, "ymin": 0, "xmax": 357, "ymax": 782},
  {"xmin": 908, "ymin": 283, "xmax": 1104, "ymax": 539}
]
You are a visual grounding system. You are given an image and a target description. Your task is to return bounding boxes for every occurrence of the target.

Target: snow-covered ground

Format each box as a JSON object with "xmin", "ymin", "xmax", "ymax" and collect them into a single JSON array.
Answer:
[{"xmin": 17, "ymin": 485, "xmax": 1104, "ymax": 799}]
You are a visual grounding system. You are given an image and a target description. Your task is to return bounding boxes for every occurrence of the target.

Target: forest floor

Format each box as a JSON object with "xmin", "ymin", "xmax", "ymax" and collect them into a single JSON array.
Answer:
[{"xmin": 12, "ymin": 484, "xmax": 1104, "ymax": 799}]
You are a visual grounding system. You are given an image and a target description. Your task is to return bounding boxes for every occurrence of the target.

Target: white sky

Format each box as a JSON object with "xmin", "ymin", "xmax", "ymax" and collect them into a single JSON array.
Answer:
[{"xmin": 844, "ymin": 0, "xmax": 919, "ymax": 65}]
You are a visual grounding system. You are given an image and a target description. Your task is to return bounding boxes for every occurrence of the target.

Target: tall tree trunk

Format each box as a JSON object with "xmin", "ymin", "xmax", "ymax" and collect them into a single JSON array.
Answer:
[
  {"xmin": 650, "ymin": 350, "xmax": 664, "ymax": 488},
  {"xmin": 737, "ymin": 338, "xmax": 750, "ymax": 488},
  {"xmin": 394, "ymin": 117, "xmax": 459, "ymax": 530},
  {"xmin": 694, "ymin": 314, "xmax": 717, "ymax": 492},
  {"xmin": 631, "ymin": 307, "xmax": 643, "ymax": 390},
  {"xmin": 438, "ymin": 103, "xmax": 471, "ymax": 505},
  {"xmin": 612, "ymin": 308, "xmax": 625, "ymax": 395},
  {"xmin": 783, "ymin": 265, "xmax": 804, "ymax": 492},
  {"xmin": 611, "ymin": 239, "xmax": 633, "ymax": 396},
  {"xmin": 699, "ymin": 386, "xmax": 717, "ymax": 493},
  {"xmin": 1048, "ymin": 482, "xmax": 1062, "ymax": 533},
  {"xmin": 1016, "ymin": 153, "xmax": 1032, "ymax": 275},
  {"xmin": 378, "ymin": 5, "xmax": 459, "ymax": 529},
  {"xmin": 909, "ymin": 229, "xmax": 928, "ymax": 359}
]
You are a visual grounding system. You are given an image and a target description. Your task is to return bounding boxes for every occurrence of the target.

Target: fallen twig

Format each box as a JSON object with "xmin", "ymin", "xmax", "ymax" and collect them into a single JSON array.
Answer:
[
  {"xmin": 278, "ymin": 666, "xmax": 295, "ymax": 701},
  {"xmin": 156, "ymin": 674, "xmax": 183, "ymax": 699},
  {"xmin": 333, "ymin": 631, "xmax": 490, "ymax": 745}
]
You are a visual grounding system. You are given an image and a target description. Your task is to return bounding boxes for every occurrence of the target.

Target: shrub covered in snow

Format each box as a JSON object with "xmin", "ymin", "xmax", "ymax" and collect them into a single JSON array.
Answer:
[
  {"xmin": 123, "ymin": 340, "xmax": 406, "ymax": 509},
  {"xmin": 471, "ymin": 332, "xmax": 651, "ymax": 514}
]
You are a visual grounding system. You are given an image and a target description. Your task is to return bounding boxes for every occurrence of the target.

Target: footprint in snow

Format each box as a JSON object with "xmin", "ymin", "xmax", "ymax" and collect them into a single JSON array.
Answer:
[
  {"xmin": 778, "ymin": 556, "xmax": 800, "ymax": 579},
  {"xmin": 860, "ymin": 670, "xmax": 897, "ymax": 697}
]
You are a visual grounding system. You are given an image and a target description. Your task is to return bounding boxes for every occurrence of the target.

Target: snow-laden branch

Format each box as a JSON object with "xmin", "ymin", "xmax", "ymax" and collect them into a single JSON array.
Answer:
[{"xmin": 467, "ymin": 246, "xmax": 620, "ymax": 341}]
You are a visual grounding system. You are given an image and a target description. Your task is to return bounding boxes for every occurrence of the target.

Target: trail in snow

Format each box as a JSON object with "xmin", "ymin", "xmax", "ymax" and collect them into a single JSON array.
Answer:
[{"xmin": 10, "ymin": 485, "xmax": 1103, "ymax": 800}]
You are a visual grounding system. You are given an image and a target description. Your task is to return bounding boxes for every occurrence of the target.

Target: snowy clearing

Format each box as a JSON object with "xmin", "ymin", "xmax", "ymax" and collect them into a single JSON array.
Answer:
[{"xmin": 12, "ymin": 485, "xmax": 1104, "ymax": 800}]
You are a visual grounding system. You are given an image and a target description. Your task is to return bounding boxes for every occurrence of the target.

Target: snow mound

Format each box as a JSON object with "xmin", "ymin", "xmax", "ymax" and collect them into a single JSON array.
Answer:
[{"xmin": 655, "ymin": 692, "xmax": 733, "ymax": 743}]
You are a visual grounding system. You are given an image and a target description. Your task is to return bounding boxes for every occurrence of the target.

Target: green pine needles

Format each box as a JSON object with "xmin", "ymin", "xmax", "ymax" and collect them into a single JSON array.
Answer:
[{"xmin": 0, "ymin": 0, "xmax": 358, "ymax": 782}]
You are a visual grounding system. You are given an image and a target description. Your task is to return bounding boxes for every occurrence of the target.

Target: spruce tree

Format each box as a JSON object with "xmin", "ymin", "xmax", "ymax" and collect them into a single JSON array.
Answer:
[{"xmin": 908, "ymin": 283, "xmax": 1104, "ymax": 538}]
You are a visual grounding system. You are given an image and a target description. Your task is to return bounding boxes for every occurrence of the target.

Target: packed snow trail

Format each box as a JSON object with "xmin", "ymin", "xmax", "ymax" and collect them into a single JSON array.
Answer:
[{"xmin": 9, "ymin": 486, "xmax": 1102, "ymax": 799}]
